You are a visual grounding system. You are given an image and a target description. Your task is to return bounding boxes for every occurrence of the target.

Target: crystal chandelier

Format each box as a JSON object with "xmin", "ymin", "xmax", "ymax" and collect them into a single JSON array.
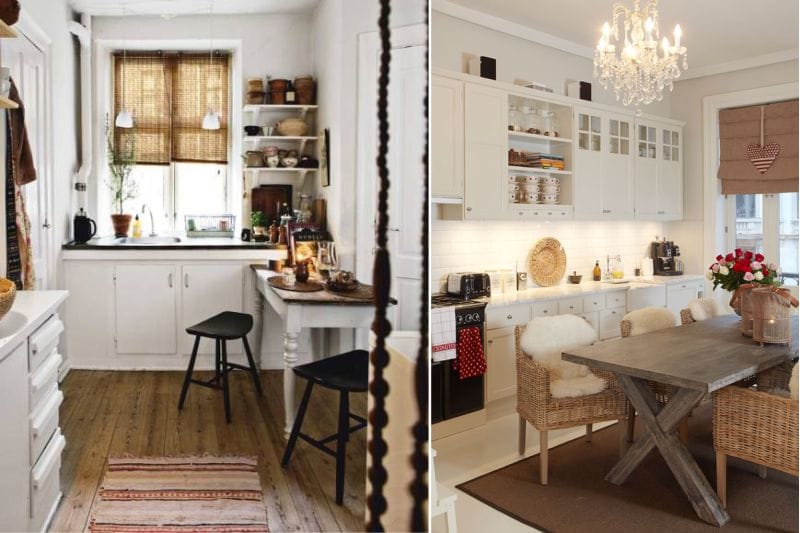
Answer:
[{"xmin": 593, "ymin": 0, "xmax": 687, "ymax": 106}]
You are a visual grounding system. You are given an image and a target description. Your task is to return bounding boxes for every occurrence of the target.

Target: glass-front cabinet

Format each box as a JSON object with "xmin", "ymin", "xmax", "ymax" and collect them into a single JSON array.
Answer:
[{"xmin": 634, "ymin": 118, "xmax": 683, "ymax": 220}]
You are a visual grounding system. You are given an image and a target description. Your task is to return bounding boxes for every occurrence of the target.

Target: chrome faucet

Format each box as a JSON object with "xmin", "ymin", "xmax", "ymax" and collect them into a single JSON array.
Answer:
[{"xmin": 141, "ymin": 204, "xmax": 157, "ymax": 237}]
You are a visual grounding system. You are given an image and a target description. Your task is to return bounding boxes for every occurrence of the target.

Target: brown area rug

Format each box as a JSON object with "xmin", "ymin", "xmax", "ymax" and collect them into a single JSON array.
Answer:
[
  {"xmin": 88, "ymin": 456, "xmax": 268, "ymax": 532},
  {"xmin": 457, "ymin": 404, "xmax": 798, "ymax": 532}
]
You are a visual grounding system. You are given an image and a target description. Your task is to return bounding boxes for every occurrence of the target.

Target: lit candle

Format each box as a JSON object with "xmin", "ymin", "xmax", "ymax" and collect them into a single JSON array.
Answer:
[
  {"xmin": 645, "ymin": 17, "xmax": 654, "ymax": 40},
  {"xmin": 661, "ymin": 37, "xmax": 670, "ymax": 56},
  {"xmin": 674, "ymin": 24, "xmax": 682, "ymax": 48},
  {"xmin": 602, "ymin": 22, "xmax": 611, "ymax": 38}
]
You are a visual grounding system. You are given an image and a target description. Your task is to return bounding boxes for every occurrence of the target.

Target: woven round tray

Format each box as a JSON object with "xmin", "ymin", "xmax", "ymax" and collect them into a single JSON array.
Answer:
[
  {"xmin": 326, "ymin": 281, "xmax": 374, "ymax": 300},
  {"xmin": 267, "ymin": 276, "xmax": 323, "ymax": 292},
  {"xmin": 528, "ymin": 237, "xmax": 567, "ymax": 287}
]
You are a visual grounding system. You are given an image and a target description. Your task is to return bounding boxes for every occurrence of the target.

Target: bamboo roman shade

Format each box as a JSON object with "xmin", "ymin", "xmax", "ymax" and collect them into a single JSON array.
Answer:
[
  {"xmin": 113, "ymin": 52, "xmax": 229, "ymax": 165},
  {"xmin": 717, "ymin": 99, "xmax": 798, "ymax": 194}
]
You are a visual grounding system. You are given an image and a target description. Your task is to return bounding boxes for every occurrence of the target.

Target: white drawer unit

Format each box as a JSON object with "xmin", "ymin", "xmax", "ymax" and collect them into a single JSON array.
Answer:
[
  {"xmin": 531, "ymin": 300, "xmax": 559, "ymax": 317},
  {"xmin": 583, "ymin": 295, "xmax": 605, "ymax": 313},
  {"xmin": 558, "ymin": 297, "xmax": 584, "ymax": 315},
  {"xmin": 606, "ymin": 291, "xmax": 626, "ymax": 310},
  {"xmin": 28, "ymin": 316, "xmax": 63, "ymax": 374},
  {"xmin": 667, "ymin": 281, "xmax": 703, "ymax": 324},
  {"xmin": 627, "ymin": 284, "xmax": 666, "ymax": 311},
  {"xmin": 29, "ymin": 351, "xmax": 62, "ymax": 413},
  {"xmin": 486, "ymin": 303, "xmax": 531, "ymax": 329},
  {"xmin": 30, "ymin": 429, "xmax": 66, "ymax": 533},
  {"xmin": 581, "ymin": 312, "xmax": 599, "ymax": 337},
  {"xmin": 29, "ymin": 388, "xmax": 63, "ymax": 465},
  {"xmin": 599, "ymin": 307, "xmax": 625, "ymax": 340}
]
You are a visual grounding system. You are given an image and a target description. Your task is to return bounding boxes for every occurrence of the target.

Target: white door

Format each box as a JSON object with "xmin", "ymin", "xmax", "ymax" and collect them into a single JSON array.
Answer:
[
  {"xmin": 604, "ymin": 114, "xmax": 635, "ymax": 219},
  {"xmin": 1, "ymin": 33, "xmax": 50, "ymax": 289},
  {"xmin": 574, "ymin": 109, "xmax": 605, "ymax": 219},
  {"xmin": 634, "ymin": 120, "xmax": 659, "ymax": 218},
  {"xmin": 114, "ymin": 264, "xmax": 177, "ymax": 354},
  {"xmin": 486, "ymin": 327, "xmax": 516, "ymax": 402},
  {"xmin": 181, "ymin": 264, "xmax": 244, "ymax": 355},
  {"xmin": 355, "ymin": 26, "xmax": 427, "ymax": 337},
  {"xmin": 386, "ymin": 45, "xmax": 426, "ymax": 332},
  {"xmin": 658, "ymin": 126, "xmax": 683, "ymax": 218}
]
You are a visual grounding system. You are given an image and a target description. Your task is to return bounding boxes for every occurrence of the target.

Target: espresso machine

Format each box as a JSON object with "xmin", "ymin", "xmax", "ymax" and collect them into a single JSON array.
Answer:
[{"xmin": 652, "ymin": 238, "xmax": 683, "ymax": 276}]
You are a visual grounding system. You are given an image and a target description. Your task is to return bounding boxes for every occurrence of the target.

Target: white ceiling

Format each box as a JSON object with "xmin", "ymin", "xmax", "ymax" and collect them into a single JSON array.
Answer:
[
  {"xmin": 438, "ymin": 0, "xmax": 799, "ymax": 77},
  {"xmin": 70, "ymin": 0, "xmax": 320, "ymax": 17}
]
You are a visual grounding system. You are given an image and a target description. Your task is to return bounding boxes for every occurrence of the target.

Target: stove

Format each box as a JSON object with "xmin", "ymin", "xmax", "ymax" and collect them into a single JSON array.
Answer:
[{"xmin": 431, "ymin": 293, "xmax": 487, "ymax": 424}]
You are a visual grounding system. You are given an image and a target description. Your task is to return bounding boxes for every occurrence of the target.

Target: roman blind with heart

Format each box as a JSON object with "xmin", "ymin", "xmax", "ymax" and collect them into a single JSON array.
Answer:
[{"xmin": 717, "ymin": 99, "xmax": 798, "ymax": 194}]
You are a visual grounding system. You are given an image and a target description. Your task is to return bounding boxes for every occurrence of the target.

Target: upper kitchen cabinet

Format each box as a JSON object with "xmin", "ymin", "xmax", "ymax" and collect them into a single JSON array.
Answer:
[
  {"xmin": 573, "ymin": 108, "xmax": 634, "ymax": 220},
  {"xmin": 431, "ymin": 74, "xmax": 464, "ymax": 200},
  {"xmin": 463, "ymin": 82, "xmax": 507, "ymax": 220},
  {"xmin": 634, "ymin": 117, "xmax": 684, "ymax": 220}
]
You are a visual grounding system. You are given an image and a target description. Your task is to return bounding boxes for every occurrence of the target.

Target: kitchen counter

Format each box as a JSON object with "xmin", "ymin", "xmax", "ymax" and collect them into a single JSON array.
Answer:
[
  {"xmin": 0, "ymin": 290, "xmax": 68, "ymax": 362},
  {"xmin": 486, "ymin": 275, "xmax": 704, "ymax": 309},
  {"xmin": 63, "ymin": 236, "xmax": 286, "ymax": 250}
]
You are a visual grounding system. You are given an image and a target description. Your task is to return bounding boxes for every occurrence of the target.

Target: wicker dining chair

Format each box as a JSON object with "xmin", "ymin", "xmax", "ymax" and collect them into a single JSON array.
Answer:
[
  {"xmin": 619, "ymin": 307, "xmax": 689, "ymax": 442},
  {"xmin": 713, "ymin": 362, "xmax": 798, "ymax": 508},
  {"xmin": 515, "ymin": 323, "xmax": 629, "ymax": 485}
]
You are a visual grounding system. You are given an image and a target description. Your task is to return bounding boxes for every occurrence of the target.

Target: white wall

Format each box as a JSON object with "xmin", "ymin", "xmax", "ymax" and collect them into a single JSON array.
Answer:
[
  {"xmin": 665, "ymin": 60, "xmax": 799, "ymax": 274},
  {"xmin": 432, "ymin": 11, "xmax": 672, "ymax": 116},
  {"xmin": 311, "ymin": 0, "xmax": 426, "ymax": 272},
  {"xmin": 0, "ymin": 2, "xmax": 80, "ymax": 290}
]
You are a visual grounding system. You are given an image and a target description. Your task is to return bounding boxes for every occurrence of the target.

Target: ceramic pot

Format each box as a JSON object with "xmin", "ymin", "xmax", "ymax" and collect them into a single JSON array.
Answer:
[
  {"xmin": 111, "ymin": 214, "xmax": 132, "ymax": 238},
  {"xmin": 276, "ymin": 118, "xmax": 309, "ymax": 137},
  {"xmin": 0, "ymin": 0, "xmax": 20, "ymax": 25}
]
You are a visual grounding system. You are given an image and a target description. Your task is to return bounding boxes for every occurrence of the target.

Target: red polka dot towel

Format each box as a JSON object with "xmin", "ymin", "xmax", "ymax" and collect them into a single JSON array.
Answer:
[{"xmin": 453, "ymin": 326, "xmax": 486, "ymax": 380}]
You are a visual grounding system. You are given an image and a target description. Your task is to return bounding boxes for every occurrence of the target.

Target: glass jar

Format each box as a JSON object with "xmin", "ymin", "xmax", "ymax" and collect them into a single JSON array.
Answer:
[{"xmin": 508, "ymin": 104, "xmax": 521, "ymax": 131}]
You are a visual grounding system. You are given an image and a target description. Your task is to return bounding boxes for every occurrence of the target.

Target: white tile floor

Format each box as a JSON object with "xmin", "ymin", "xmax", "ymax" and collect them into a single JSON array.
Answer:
[{"xmin": 432, "ymin": 405, "xmax": 617, "ymax": 533}]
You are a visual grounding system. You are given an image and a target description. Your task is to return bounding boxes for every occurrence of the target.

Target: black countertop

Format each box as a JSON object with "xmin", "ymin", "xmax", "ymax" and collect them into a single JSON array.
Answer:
[{"xmin": 63, "ymin": 236, "xmax": 288, "ymax": 251}]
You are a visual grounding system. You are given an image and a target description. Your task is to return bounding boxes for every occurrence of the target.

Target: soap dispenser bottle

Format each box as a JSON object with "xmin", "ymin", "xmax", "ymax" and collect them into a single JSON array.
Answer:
[
  {"xmin": 592, "ymin": 260, "xmax": 601, "ymax": 282},
  {"xmin": 132, "ymin": 214, "xmax": 142, "ymax": 238}
]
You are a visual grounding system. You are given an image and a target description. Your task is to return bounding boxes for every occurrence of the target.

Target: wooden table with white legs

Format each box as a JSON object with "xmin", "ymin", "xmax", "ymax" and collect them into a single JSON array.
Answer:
[
  {"xmin": 563, "ymin": 314, "xmax": 798, "ymax": 527},
  {"xmin": 253, "ymin": 268, "xmax": 375, "ymax": 436}
]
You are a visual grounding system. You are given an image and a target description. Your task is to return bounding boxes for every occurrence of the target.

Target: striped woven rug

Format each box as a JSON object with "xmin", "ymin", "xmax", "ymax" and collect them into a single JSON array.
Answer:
[{"xmin": 88, "ymin": 456, "xmax": 269, "ymax": 533}]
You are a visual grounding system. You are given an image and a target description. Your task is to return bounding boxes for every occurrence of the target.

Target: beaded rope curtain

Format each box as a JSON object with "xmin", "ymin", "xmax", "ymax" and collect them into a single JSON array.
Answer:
[
  {"xmin": 409, "ymin": 0, "xmax": 430, "ymax": 530},
  {"xmin": 366, "ymin": 0, "xmax": 393, "ymax": 530}
]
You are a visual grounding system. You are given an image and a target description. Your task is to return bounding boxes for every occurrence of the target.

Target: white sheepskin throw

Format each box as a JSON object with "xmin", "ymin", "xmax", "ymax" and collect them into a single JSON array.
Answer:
[
  {"xmin": 791, "ymin": 364, "xmax": 798, "ymax": 402},
  {"xmin": 519, "ymin": 315, "xmax": 606, "ymax": 398},
  {"xmin": 623, "ymin": 307, "xmax": 676, "ymax": 336},
  {"xmin": 688, "ymin": 298, "xmax": 725, "ymax": 321}
]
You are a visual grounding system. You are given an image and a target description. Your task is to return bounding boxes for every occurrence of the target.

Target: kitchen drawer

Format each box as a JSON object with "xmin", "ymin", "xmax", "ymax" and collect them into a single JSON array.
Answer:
[
  {"xmin": 599, "ymin": 308, "xmax": 625, "ymax": 340},
  {"xmin": 581, "ymin": 312, "xmax": 599, "ymax": 337},
  {"xmin": 29, "ymin": 315, "xmax": 63, "ymax": 374},
  {"xmin": 531, "ymin": 300, "xmax": 558, "ymax": 318},
  {"xmin": 558, "ymin": 297, "xmax": 584, "ymax": 315},
  {"xmin": 30, "ymin": 388, "xmax": 63, "ymax": 465},
  {"xmin": 486, "ymin": 304, "xmax": 531, "ymax": 330},
  {"xmin": 605, "ymin": 291, "xmax": 626, "ymax": 310},
  {"xmin": 667, "ymin": 281, "xmax": 701, "ymax": 294},
  {"xmin": 583, "ymin": 295, "xmax": 605, "ymax": 313},
  {"xmin": 29, "ymin": 351, "xmax": 62, "ymax": 414},
  {"xmin": 30, "ymin": 429, "xmax": 65, "ymax": 532}
]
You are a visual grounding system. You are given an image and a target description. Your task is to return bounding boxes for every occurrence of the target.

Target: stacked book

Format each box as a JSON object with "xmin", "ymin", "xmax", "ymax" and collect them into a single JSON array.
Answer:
[{"xmin": 519, "ymin": 152, "xmax": 565, "ymax": 170}]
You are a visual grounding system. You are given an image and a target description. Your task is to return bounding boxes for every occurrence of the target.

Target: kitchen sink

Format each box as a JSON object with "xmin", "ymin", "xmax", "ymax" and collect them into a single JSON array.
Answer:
[{"xmin": 116, "ymin": 236, "xmax": 182, "ymax": 245}]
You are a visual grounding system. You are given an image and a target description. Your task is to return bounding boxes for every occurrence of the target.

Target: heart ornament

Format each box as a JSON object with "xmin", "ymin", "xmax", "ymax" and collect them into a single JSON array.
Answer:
[{"xmin": 746, "ymin": 143, "xmax": 780, "ymax": 174}]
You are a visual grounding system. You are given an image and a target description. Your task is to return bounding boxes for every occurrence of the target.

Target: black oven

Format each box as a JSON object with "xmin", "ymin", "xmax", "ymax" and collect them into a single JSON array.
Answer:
[{"xmin": 431, "ymin": 294, "xmax": 486, "ymax": 424}]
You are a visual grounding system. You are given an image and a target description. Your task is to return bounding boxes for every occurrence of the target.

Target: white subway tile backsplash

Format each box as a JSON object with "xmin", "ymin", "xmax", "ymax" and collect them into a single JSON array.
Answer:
[{"xmin": 431, "ymin": 219, "xmax": 668, "ymax": 292}]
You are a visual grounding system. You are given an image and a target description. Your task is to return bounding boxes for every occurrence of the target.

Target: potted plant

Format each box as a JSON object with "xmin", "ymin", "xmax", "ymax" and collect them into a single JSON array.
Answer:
[
  {"xmin": 250, "ymin": 210, "xmax": 266, "ymax": 236},
  {"xmin": 106, "ymin": 121, "xmax": 137, "ymax": 237}
]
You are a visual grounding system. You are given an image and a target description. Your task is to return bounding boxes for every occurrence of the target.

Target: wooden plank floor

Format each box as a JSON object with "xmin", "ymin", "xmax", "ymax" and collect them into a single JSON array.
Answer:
[{"xmin": 50, "ymin": 370, "xmax": 367, "ymax": 532}]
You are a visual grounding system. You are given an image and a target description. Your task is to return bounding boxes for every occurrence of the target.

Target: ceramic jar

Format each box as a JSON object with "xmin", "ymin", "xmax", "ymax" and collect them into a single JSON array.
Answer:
[{"xmin": 264, "ymin": 146, "xmax": 280, "ymax": 168}]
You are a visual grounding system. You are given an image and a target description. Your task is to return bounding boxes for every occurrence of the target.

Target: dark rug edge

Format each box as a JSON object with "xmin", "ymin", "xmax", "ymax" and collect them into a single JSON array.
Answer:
[{"xmin": 453, "ymin": 423, "xmax": 624, "ymax": 533}]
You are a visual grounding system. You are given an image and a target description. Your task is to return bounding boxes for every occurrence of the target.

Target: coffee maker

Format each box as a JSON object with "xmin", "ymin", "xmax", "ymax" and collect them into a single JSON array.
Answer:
[{"xmin": 652, "ymin": 238, "xmax": 683, "ymax": 276}]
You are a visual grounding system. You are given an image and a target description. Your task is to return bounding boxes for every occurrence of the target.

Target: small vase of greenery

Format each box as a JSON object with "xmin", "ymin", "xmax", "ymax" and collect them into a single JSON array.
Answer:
[
  {"xmin": 106, "ymin": 119, "xmax": 138, "ymax": 237},
  {"xmin": 251, "ymin": 210, "xmax": 266, "ymax": 235}
]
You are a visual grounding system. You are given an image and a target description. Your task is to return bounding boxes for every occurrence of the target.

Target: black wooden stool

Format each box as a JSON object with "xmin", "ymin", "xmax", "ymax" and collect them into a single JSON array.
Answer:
[
  {"xmin": 178, "ymin": 311, "xmax": 262, "ymax": 422},
  {"xmin": 281, "ymin": 349, "xmax": 368, "ymax": 505}
]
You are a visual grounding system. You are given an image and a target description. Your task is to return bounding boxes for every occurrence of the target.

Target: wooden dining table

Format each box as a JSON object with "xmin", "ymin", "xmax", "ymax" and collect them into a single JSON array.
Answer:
[{"xmin": 563, "ymin": 314, "xmax": 798, "ymax": 527}]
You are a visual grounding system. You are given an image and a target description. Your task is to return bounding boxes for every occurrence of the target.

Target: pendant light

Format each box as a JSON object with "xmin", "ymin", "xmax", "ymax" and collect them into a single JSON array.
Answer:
[
  {"xmin": 202, "ymin": 0, "xmax": 220, "ymax": 130},
  {"xmin": 115, "ymin": 3, "xmax": 134, "ymax": 128}
]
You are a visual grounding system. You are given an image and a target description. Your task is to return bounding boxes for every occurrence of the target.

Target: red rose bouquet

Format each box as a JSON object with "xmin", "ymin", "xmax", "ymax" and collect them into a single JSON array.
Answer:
[{"xmin": 707, "ymin": 249, "xmax": 781, "ymax": 292}]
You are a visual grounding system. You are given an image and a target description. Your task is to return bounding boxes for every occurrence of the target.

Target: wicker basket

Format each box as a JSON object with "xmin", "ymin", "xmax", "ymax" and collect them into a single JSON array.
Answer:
[
  {"xmin": 0, "ymin": 278, "xmax": 17, "ymax": 320},
  {"xmin": 276, "ymin": 118, "xmax": 309, "ymax": 137},
  {"xmin": 729, "ymin": 284, "xmax": 756, "ymax": 336},
  {"xmin": 527, "ymin": 238, "xmax": 566, "ymax": 287}
]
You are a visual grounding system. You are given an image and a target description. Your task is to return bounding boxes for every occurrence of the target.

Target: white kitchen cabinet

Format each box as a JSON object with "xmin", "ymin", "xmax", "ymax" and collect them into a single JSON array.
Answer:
[
  {"xmin": 627, "ymin": 284, "xmax": 667, "ymax": 311},
  {"xmin": 486, "ymin": 326, "xmax": 517, "ymax": 402},
  {"xmin": 181, "ymin": 264, "xmax": 245, "ymax": 355},
  {"xmin": 599, "ymin": 307, "xmax": 625, "ymax": 340},
  {"xmin": 431, "ymin": 74, "xmax": 464, "ymax": 199},
  {"xmin": 635, "ymin": 118, "xmax": 683, "ymax": 220},
  {"xmin": 463, "ymin": 82, "xmax": 507, "ymax": 220},
  {"xmin": 115, "ymin": 264, "xmax": 178, "ymax": 355},
  {"xmin": 0, "ymin": 342, "xmax": 30, "ymax": 532},
  {"xmin": 574, "ymin": 108, "xmax": 634, "ymax": 220},
  {"xmin": 666, "ymin": 281, "xmax": 703, "ymax": 324}
]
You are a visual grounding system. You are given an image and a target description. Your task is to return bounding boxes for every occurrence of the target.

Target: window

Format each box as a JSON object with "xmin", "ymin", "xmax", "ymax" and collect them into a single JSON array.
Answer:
[
  {"xmin": 111, "ymin": 52, "xmax": 230, "ymax": 231},
  {"xmin": 727, "ymin": 193, "xmax": 799, "ymax": 286}
]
